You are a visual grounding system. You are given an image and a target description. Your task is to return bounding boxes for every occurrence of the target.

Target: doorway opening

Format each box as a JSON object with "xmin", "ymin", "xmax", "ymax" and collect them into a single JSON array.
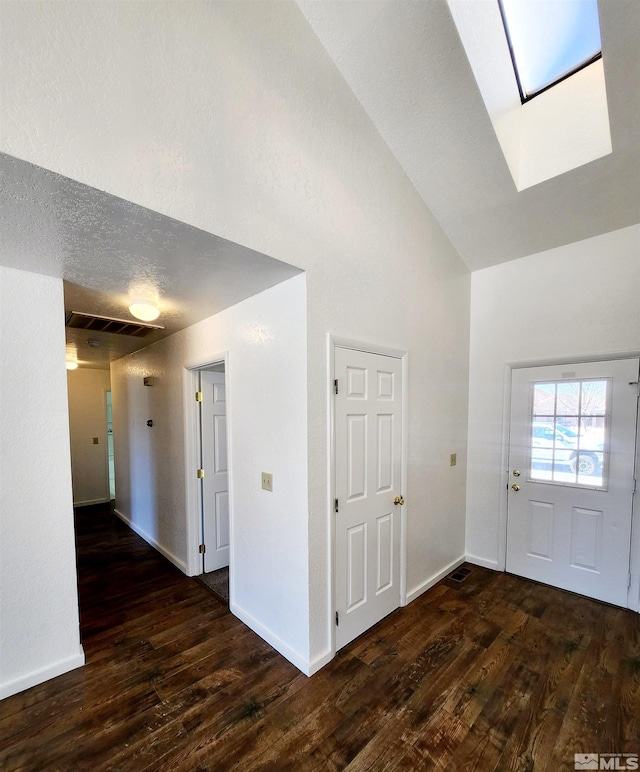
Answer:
[
  {"xmin": 331, "ymin": 338, "xmax": 408, "ymax": 652},
  {"xmin": 105, "ymin": 390, "xmax": 115, "ymax": 501},
  {"xmin": 506, "ymin": 357, "xmax": 640, "ymax": 608},
  {"xmin": 190, "ymin": 360, "xmax": 230, "ymax": 605}
]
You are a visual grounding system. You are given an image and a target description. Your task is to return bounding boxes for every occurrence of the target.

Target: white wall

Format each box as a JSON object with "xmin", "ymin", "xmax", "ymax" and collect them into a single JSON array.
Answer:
[
  {"xmin": 111, "ymin": 275, "xmax": 310, "ymax": 669},
  {"xmin": 2, "ymin": 1, "xmax": 471, "ymax": 671},
  {"xmin": 67, "ymin": 368, "xmax": 111, "ymax": 506},
  {"xmin": 466, "ymin": 225, "xmax": 640, "ymax": 568},
  {"xmin": 0, "ymin": 267, "xmax": 84, "ymax": 699}
]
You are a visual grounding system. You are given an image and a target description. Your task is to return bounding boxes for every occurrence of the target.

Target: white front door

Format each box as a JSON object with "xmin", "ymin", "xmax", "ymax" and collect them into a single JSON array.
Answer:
[
  {"xmin": 507, "ymin": 358, "xmax": 639, "ymax": 607},
  {"xmin": 334, "ymin": 347, "xmax": 403, "ymax": 650},
  {"xmin": 200, "ymin": 370, "xmax": 230, "ymax": 573}
]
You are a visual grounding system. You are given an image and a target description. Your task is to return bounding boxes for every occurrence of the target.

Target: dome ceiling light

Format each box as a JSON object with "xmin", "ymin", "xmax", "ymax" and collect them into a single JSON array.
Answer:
[{"xmin": 128, "ymin": 299, "xmax": 160, "ymax": 322}]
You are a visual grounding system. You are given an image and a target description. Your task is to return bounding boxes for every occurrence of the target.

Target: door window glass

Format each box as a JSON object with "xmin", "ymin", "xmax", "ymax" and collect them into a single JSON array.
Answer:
[{"xmin": 530, "ymin": 379, "xmax": 607, "ymax": 487}]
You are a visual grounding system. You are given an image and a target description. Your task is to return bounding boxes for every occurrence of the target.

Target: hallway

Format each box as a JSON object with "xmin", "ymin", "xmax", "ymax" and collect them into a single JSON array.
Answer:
[{"xmin": 0, "ymin": 503, "xmax": 638, "ymax": 770}]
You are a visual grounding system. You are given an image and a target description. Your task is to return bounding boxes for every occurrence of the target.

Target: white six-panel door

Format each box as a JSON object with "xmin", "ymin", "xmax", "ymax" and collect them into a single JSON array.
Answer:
[
  {"xmin": 507, "ymin": 358, "xmax": 639, "ymax": 607},
  {"xmin": 201, "ymin": 370, "xmax": 230, "ymax": 573},
  {"xmin": 334, "ymin": 347, "xmax": 403, "ymax": 650}
]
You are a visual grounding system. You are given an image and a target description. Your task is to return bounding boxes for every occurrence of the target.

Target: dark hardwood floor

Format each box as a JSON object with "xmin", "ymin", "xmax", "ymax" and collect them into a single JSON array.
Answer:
[{"xmin": 1, "ymin": 504, "xmax": 638, "ymax": 771}]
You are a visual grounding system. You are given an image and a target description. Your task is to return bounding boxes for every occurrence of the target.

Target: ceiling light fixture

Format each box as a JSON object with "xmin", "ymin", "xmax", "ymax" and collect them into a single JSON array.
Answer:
[
  {"xmin": 129, "ymin": 299, "xmax": 160, "ymax": 322},
  {"xmin": 66, "ymin": 360, "xmax": 79, "ymax": 371}
]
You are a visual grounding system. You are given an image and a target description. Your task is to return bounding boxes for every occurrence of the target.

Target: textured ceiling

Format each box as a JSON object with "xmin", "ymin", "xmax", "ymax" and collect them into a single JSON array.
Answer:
[
  {"xmin": 0, "ymin": 154, "xmax": 302, "ymax": 369},
  {"xmin": 297, "ymin": 0, "xmax": 640, "ymax": 270},
  {"xmin": 0, "ymin": 0, "xmax": 637, "ymax": 374}
]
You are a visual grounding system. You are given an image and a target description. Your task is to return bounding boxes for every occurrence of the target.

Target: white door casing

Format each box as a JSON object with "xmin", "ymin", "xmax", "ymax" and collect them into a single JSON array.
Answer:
[
  {"xmin": 334, "ymin": 347, "xmax": 403, "ymax": 650},
  {"xmin": 201, "ymin": 370, "xmax": 230, "ymax": 573},
  {"xmin": 506, "ymin": 358, "xmax": 639, "ymax": 607}
]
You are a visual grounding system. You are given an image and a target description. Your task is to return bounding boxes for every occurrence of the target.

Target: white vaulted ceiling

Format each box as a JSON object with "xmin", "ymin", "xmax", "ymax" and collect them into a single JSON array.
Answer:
[
  {"xmin": 296, "ymin": 0, "xmax": 640, "ymax": 270},
  {"xmin": 0, "ymin": 0, "xmax": 638, "ymax": 371}
]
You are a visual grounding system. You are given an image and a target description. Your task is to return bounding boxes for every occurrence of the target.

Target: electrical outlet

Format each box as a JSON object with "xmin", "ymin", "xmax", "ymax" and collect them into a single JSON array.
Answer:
[
  {"xmin": 450, "ymin": 453, "xmax": 457, "ymax": 467},
  {"xmin": 262, "ymin": 472, "xmax": 273, "ymax": 492}
]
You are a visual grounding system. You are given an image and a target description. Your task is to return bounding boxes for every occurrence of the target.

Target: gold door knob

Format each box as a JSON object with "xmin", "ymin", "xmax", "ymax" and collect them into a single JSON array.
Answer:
[
  {"xmin": 511, "ymin": 484, "xmax": 521, "ymax": 492},
  {"xmin": 393, "ymin": 496, "xmax": 405, "ymax": 506}
]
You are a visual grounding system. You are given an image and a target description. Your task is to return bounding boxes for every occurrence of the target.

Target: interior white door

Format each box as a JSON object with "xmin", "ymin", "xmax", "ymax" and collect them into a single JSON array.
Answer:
[
  {"xmin": 507, "ymin": 358, "xmax": 639, "ymax": 607},
  {"xmin": 201, "ymin": 370, "xmax": 229, "ymax": 573},
  {"xmin": 334, "ymin": 347, "xmax": 403, "ymax": 650}
]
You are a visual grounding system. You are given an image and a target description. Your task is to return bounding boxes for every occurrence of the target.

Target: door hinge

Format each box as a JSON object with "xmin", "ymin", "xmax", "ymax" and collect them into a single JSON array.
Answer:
[
  {"xmin": 195, "ymin": 391, "xmax": 203, "ymax": 402},
  {"xmin": 197, "ymin": 468, "xmax": 205, "ymax": 479},
  {"xmin": 199, "ymin": 544, "xmax": 206, "ymax": 554},
  {"xmin": 335, "ymin": 611, "xmax": 339, "ymax": 626},
  {"xmin": 334, "ymin": 379, "xmax": 338, "ymax": 395},
  {"xmin": 335, "ymin": 498, "xmax": 339, "ymax": 513}
]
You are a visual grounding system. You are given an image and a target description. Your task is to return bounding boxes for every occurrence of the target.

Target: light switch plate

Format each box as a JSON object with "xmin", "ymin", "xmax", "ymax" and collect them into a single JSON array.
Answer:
[
  {"xmin": 262, "ymin": 472, "xmax": 273, "ymax": 492},
  {"xmin": 450, "ymin": 453, "xmax": 457, "ymax": 467}
]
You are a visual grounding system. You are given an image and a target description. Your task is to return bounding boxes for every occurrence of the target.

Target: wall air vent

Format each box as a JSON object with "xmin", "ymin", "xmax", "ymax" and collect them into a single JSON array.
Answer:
[{"xmin": 65, "ymin": 311, "xmax": 164, "ymax": 337}]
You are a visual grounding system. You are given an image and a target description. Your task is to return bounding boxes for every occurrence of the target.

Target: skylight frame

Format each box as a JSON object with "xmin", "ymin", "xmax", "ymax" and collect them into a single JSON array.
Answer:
[{"xmin": 497, "ymin": 0, "xmax": 603, "ymax": 104}]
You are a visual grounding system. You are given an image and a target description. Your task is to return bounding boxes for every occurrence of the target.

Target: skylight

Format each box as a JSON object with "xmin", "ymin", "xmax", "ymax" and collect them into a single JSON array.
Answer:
[{"xmin": 499, "ymin": 0, "xmax": 602, "ymax": 102}]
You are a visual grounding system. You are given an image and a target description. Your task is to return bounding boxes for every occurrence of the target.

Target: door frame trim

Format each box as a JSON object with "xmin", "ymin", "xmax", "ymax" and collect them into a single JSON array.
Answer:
[
  {"xmin": 103, "ymin": 388, "xmax": 114, "ymax": 503},
  {"xmin": 328, "ymin": 335, "xmax": 409, "ymax": 654},
  {"xmin": 183, "ymin": 351, "xmax": 230, "ymax": 578},
  {"xmin": 498, "ymin": 351, "xmax": 640, "ymax": 610}
]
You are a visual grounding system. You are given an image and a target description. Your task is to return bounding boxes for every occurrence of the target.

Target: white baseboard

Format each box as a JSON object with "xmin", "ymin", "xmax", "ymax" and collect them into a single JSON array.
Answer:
[
  {"xmin": 628, "ymin": 573, "xmax": 640, "ymax": 613},
  {"xmin": 405, "ymin": 554, "xmax": 466, "ymax": 605},
  {"xmin": 0, "ymin": 645, "xmax": 85, "ymax": 700},
  {"xmin": 113, "ymin": 508, "xmax": 187, "ymax": 574},
  {"xmin": 74, "ymin": 497, "xmax": 110, "ymax": 507},
  {"xmin": 466, "ymin": 554, "xmax": 500, "ymax": 571},
  {"xmin": 230, "ymin": 602, "xmax": 312, "ymax": 676},
  {"xmin": 308, "ymin": 648, "xmax": 334, "ymax": 676}
]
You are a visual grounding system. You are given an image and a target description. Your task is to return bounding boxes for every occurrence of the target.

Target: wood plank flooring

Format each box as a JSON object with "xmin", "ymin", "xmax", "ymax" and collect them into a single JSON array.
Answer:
[{"xmin": 1, "ymin": 503, "xmax": 638, "ymax": 770}]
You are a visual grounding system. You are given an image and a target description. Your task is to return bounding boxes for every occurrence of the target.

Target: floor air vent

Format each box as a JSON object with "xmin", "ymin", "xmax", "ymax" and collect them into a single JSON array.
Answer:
[
  {"xmin": 66, "ymin": 311, "xmax": 164, "ymax": 337},
  {"xmin": 445, "ymin": 566, "xmax": 472, "ymax": 587}
]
